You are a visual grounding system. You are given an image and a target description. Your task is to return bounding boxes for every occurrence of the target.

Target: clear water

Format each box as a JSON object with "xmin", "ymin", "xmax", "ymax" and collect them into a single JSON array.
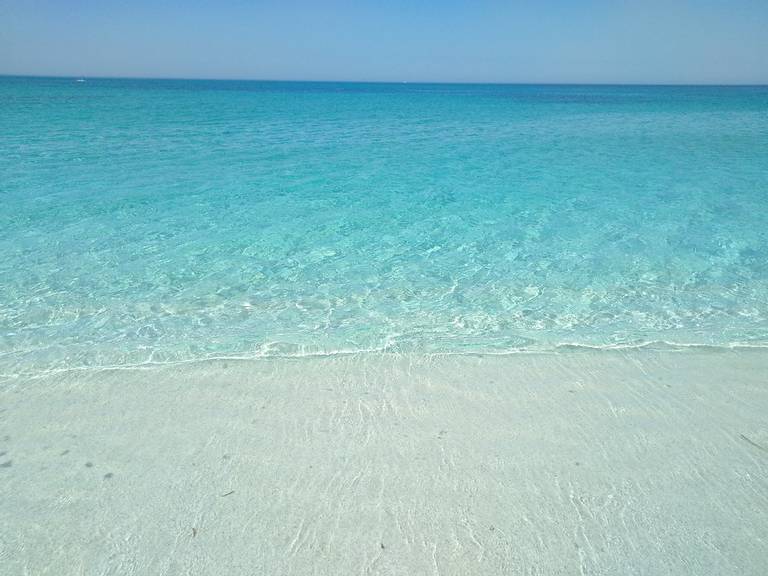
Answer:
[{"xmin": 2, "ymin": 77, "xmax": 767, "ymax": 373}]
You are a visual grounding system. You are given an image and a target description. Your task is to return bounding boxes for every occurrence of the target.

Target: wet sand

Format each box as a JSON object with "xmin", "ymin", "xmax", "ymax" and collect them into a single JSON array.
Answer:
[{"xmin": 1, "ymin": 349, "xmax": 767, "ymax": 575}]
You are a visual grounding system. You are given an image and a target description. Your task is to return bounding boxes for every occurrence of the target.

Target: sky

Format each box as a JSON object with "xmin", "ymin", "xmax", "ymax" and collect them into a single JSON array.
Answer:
[{"xmin": 1, "ymin": 0, "xmax": 767, "ymax": 84}]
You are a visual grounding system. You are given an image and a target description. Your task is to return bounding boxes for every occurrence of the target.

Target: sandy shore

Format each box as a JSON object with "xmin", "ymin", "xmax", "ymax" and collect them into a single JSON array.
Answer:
[{"xmin": 1, "ymin": 349, "xmax": 767, "ymax": 575}]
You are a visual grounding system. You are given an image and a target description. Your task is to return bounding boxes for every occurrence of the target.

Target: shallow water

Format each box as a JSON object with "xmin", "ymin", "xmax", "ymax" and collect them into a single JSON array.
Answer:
[
  {"xmin": 2, "ymin": 350, "xmax": 768, "ymax": 575},
  {"xmin": 2, "ymin": 78, "xmax": 768, "ymax": 373}
]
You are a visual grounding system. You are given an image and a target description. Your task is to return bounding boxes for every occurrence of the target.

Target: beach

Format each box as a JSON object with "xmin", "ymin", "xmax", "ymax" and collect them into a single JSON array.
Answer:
[{"xmin": 3, "ymin": 348, "xmax": 767, "ymax": 575}]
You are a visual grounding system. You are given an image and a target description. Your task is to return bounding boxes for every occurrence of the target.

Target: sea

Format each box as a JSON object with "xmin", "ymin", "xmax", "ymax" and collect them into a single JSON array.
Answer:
[{"xmin": 2, "ymin": 77, "xmax": 767, "ymax": 374}]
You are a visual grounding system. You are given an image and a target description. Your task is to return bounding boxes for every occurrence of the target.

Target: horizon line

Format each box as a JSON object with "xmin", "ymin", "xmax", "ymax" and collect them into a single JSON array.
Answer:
[{"xmin": 1, "ymin": 73, "xmax": 767, "ymax": 88}]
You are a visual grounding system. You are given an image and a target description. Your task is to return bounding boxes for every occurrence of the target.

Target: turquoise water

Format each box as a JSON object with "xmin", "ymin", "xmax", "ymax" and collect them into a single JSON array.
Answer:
[{"xmin": 1, "ymin": 77, "xmax": 767, "ymax": 373}]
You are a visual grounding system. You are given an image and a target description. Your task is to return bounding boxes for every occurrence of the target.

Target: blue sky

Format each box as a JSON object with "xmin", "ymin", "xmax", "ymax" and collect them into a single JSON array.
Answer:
[{"xmin": 1, "ymin": 0, "xmax": 767, "ymax": 83}]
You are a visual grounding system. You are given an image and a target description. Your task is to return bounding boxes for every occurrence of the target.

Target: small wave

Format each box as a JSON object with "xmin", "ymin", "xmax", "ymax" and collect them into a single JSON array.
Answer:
[{"xmin": 2, "ymin": 339, "xmax": 768, "ymax": 380}]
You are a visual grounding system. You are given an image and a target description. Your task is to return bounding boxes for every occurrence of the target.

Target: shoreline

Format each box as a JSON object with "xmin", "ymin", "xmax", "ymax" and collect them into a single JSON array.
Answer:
[
  {"xmin": 4, "ymin": 340, "xmax": 768, "ymax": 381},
  {"xmin": 2, "ymin": 349, "xmax": 767, "ymax": 574}
]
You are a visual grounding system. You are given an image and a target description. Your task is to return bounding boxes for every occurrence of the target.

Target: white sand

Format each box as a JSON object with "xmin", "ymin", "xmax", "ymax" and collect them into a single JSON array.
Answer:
[{"xmin": 1, "ymin": 349, "xmax": 767, "ymax": 575}]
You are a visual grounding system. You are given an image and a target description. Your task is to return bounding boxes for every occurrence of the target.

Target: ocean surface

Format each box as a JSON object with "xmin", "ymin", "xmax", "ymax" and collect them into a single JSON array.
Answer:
[{"xmin": 1, "ymin": 77, "xmax": 767, "ymax": 374}]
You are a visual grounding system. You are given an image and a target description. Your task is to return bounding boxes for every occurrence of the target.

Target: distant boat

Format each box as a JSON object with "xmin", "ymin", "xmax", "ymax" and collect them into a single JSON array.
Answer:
[{"xmin": 75, "ymin": 78, "xmax": 86, "ymax": 83}]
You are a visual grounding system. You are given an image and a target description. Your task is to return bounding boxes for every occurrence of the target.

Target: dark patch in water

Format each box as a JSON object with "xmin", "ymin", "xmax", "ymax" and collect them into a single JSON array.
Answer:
[
  {"xmin": 104, "ymin": 472, "xmax": 114, "ymax": 479},
  {"xmin": 85, "ymin": 461, "xmax": 93, "ymax": 468},
  {"xmin": 1, "ymin": 460, "xmax": 11, "ymax": 468},
  {"xmin": 740, "ymin": 434, "xmax": 768, "ymax": 453}
]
